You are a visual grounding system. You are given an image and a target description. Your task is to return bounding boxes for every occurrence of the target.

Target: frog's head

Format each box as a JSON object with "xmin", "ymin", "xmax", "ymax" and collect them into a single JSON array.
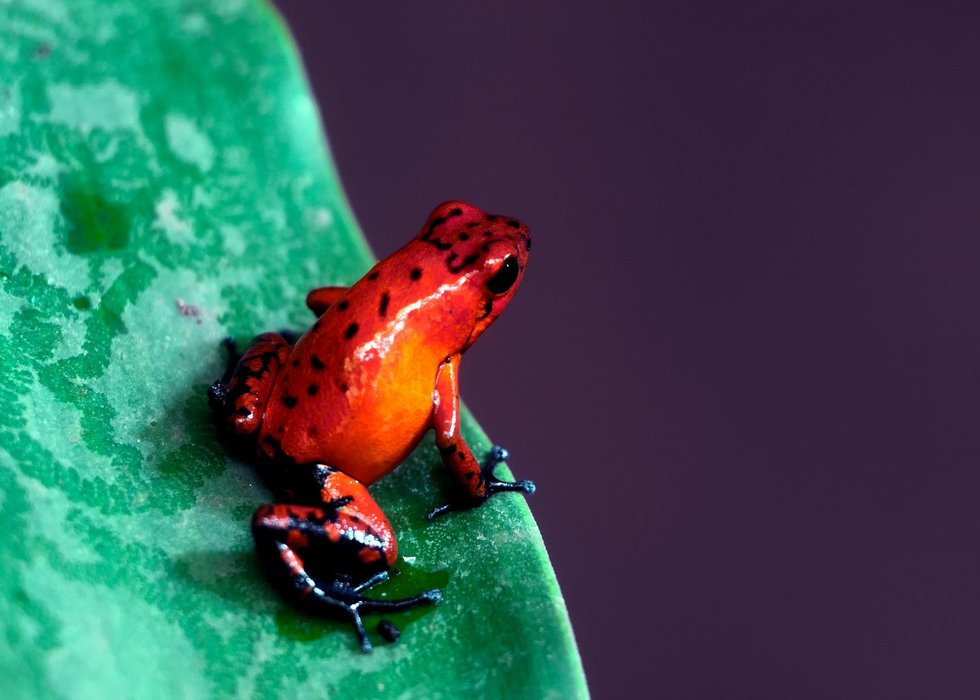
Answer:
[{"xmin": 416, "ymin": 200, "xmax": 531, "ymax": 349}]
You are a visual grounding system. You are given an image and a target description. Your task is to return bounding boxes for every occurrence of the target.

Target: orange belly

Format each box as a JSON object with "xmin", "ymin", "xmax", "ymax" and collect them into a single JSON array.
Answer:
[{"xmin": 262, "ymin": 331, "xmax": 440, "ymax": 485}]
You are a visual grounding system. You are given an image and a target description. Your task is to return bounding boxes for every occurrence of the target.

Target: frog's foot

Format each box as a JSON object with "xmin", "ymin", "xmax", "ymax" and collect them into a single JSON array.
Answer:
[
  {"xmin": 252, "ymin": 469, "xmax": 442, "ymax": 652},
  {"xmin": 273, "ymin": 554, "xmax": 441, "ymax": 653},
  {"xmin": 428, "ymin": 445, "xmax": 536, "ymax": 520}
]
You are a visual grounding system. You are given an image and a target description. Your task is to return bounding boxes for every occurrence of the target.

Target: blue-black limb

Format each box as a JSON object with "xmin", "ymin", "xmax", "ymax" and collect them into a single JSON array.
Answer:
[
  {"xmin": 253, "ymin": 524, "xmax": 441, "ymax": 652},
  {"xmin": 207, "ymin": 338, "xmax": 239, "ymax": 408},
  {"xmin": 427, "ymin": 445, "xmax": 536, "ymax": 520}
]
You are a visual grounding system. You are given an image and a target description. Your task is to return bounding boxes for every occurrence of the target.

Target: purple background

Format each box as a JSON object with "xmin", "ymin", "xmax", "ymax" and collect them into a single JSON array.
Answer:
[{"xmin": 272, "ymin": 2, "xmax": 980, "ymax": 696}]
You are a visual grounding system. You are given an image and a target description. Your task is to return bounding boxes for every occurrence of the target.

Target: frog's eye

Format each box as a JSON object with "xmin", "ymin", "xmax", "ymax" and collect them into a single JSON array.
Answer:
[{"xmin": 486, "ymin": 256, "xmax": 519, "ymax": 295}]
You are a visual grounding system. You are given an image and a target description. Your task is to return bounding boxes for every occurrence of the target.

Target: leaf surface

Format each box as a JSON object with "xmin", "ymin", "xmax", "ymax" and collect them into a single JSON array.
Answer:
[{"xmin": 0, "ymin": 1, "xmax": 586, "ymax": 697}]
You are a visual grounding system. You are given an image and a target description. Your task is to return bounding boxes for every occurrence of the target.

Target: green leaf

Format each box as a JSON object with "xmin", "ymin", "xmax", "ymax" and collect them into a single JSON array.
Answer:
[{"xmin": 0, "ymin": 1, "xmax": 587, "ymax": 697}]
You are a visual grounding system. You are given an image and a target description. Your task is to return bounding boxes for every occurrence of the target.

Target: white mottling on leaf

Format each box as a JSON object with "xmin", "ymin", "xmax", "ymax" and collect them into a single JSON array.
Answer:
[
  {"xmin": 152, "ymin": 189, "xmax": 193, "ymax": 245},
  {"xmin": 259, "ymin": 204, "xmax": 286, "ymax": 232},
  {"xmin": 192, "ymin": 185, "xmax": 213, "ymax": 209},
  {"xmin": 232, "ymin": 630, "xmax": 278, "ymax": 698},
  {"xmin": 90, "ymin": 258, "xmax": 291, "ymax": 468},
  {"xmin": 48, "ymin": 311, "xmax": 87, "ymax": 362},
  {"xmin": 0, "ymin": 82, "xmax": 21, "ymax": 136},
  {"xmin": 18, "ymin": 0, "xmax": 71, "ymax": 27},
  {"xmin": 99, "ymin": 257, "xmax": 124, "ymax": 291},
  {"xmin": 220, "ymin": 223, "xmax": 246, "ymax": 257},
  {"xmin": 32, "ymin": 567, "xmax": 209, "ymax": 700},
  {"xmin": 0, "ymin": 285, "xmax": 25, "ymax": 336},
  {"xmin": 110, "ymin": 466, "xmax": 260, "ymax": 563},
  {"xmin": 308, "ymin": 206, "xmax": 334, "ymax": 230},
  {"xmin": 0, "ymin": 447, "xmax": 101, "ymax": 566},
  {"xmin": 211, "ymin": 0, "xmax": 247, "ymax": 17},
  {"xmin": 0, "ymin": 181, "xmax": 91, "ymax": 295},
  {"xmin": 23, "ymin": 152, "xmax": 65, "ymax": 181},
  {"xmin": 91, "ymin": 264, "xmax": 224, "ymax": 463},
  {"xmin": 45, "ymin": 80, "xmax": 145, "ymax": 140},
  {"xmin": 181, "ymin": 11, "xmax": 209, "ymax": 34},
  {"xmin": 2, "ymin": 18, "xmax": 53, "ymax": 51},
  {"xmin": 94, "ymin": 136, "xmax": 120, "ymax": 163},
  {"xmin": 165, "ymin": 113, "xmax": 215, "ymax": 173},
  {"xmin": 18, "ymin": 374, "xmax": 116, "ymax": 486}
]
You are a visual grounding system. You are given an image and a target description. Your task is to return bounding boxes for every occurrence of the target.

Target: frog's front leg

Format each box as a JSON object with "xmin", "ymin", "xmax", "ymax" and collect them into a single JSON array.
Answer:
[
  {"xmin": 427, "ymin": 354, "xmax": 536, "ymax": 519},
  {"xmin": 252, "ymin": 466, "xmax": 441, "ymax": 652},
  {"xmin": 306, "ymin": 286, "xmax": 349, "ymax": 317}
]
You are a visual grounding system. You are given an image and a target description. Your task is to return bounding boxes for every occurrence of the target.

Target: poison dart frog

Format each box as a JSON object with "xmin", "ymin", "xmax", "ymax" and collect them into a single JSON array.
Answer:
[{"xmin": 208, "ymin": 201, "xmax": 535, "ymax": 652}]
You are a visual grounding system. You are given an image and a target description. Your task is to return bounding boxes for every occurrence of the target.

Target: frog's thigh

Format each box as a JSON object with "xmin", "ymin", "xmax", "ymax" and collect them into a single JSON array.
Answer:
[{"xmin": 252, "ymin": 466, "xmax": 397, "ymax": 583}]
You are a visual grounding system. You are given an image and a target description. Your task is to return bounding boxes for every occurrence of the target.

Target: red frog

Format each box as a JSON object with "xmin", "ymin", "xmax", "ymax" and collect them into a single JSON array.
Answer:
[{"xmin": 208, "ymin": 201, "xmax": 534, "ymax": 651}]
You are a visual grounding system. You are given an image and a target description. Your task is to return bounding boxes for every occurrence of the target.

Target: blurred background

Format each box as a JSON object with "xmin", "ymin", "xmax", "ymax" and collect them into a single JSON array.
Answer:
[{"xmin": 273, "ymin": 2, "xmax": 980, "ymax": 697}]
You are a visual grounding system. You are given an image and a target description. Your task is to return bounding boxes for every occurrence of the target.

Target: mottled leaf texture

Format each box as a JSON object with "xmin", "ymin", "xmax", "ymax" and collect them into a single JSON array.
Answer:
[{"xmin": 0, "ymin": 1, "xmax": 586, "ymax": 698}]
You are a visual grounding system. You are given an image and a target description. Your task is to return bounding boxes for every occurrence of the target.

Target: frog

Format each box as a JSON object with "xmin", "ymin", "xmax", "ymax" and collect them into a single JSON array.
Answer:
[{"xmin": 208, "ymin": 200, "xmax": 535, "ymax": 652}]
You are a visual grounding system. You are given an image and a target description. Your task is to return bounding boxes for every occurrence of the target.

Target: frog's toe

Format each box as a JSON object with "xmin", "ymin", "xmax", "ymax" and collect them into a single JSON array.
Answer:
[
  {"xmin": 346, "ymin": 585, "xmax": 442, "ymax": 652},
  {"xmin": 278, "ymin": 576, "xmax": 440, "ymax": 653},
  {"xmin": 482, "ymin": 445, "xmax": 536, "ymax": 496},
  {"xmin": 207, "ymin": 380, "xmax": 230, "ymax": 408},
  {"xmin": 487, "ymin": 444, "xmax": 509, "ymax": 467},
  {"xmin": 486, "ymin": 476, "xmax": 536, "ymax": 496}
]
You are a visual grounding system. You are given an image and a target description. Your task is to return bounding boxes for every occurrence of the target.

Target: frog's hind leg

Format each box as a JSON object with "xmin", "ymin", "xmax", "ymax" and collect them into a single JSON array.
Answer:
[
  {"xmin": 208, "ymin": 332, "xmax": 292, "ymax": 436},
  {"xmin": 251, "ymin": 466, "xmax": 441, "ymax": 652}
]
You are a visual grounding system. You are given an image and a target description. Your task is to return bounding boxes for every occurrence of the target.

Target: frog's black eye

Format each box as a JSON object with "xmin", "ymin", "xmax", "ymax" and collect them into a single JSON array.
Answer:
[{"xmin": 486, "ymin": 256, "xmax": 519, "ymax": 295}]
